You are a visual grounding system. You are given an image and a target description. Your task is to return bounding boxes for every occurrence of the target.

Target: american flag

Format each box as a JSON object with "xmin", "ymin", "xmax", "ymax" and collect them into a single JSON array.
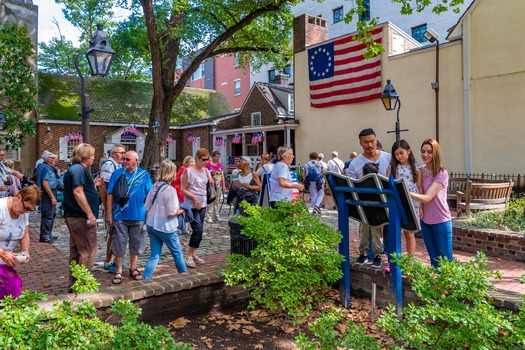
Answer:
[{"xmin": 308, "ymin": 27, "xmax": 383, "ymax": 108}]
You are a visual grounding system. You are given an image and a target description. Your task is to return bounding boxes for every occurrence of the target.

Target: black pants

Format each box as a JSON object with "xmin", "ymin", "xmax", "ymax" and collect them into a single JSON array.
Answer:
[{"xmin": 40, "ymin": 189, "xmax": 57, "ymax": 241}]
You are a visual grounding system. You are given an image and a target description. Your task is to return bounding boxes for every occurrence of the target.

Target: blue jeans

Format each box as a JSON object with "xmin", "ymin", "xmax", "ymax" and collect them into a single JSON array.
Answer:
[
  {"xmin": 143, "ymin": 225, "xmax": 187, "ymax": 280},
  {"xmin": 420, "ymin": 220, "xmax": 453, "ymax": 268}
]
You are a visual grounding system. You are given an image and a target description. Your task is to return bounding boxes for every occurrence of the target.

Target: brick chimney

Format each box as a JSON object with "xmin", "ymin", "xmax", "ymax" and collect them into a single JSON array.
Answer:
[
  {"xmin": 274, "ymin": 74, "xmax": 289, "ymax": 85},
  {"xmin": 293, "ymin": 14, "xmax": 328, "ymax": 54}
]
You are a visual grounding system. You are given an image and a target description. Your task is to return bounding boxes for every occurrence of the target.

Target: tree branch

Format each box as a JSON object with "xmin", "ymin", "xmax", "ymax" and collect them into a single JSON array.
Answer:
[{"xmin": 212, "ymin": 46, "xmax": 281, "ymax": 56}]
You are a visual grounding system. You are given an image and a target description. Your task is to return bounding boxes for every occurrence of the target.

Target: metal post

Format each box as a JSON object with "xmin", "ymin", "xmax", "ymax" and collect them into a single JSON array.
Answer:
[
  {"xmin": 435, "ymin": 40, "xmax": 440, "ymax": 142},
  {"xmin": 395, "ymin": 99, "xmax": 402, "ymax": 141},
  {"xmin": 75, "ymin": 52, "xmax": 92, "ymax": 144},
  {"xmin": 337, "ymin": 188, "xmax": 351, "ymax": 308}
]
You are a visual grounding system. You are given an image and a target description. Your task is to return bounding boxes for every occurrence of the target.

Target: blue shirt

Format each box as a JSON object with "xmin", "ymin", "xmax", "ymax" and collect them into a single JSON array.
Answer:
[
  {"xmin": 37, "ymin": 163, "xmax": 59, "ymax": 189},
  {"xmin": 63, "ymin": 163, "xmax": 99, "ymax": 219},
  {"xmin": 107, "ymin": 167, "xmax": 152, "ymax": 221}
]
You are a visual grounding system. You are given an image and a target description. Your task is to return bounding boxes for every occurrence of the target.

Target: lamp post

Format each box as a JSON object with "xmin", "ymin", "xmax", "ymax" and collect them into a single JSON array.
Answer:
[
  {"xmin": 381, "ymin": 80, "xmax": 407, "ymax": 141},
  {"xmin": 0, "ymin": 111, "xmax": 6, "ymax": 131},
  {"xmin": 424, "ymin": 28, "xmax": 440, "ymax": 142},
  {"xmin": 74, "ymin": 23, "xmax": 116, "ymax": 144}
]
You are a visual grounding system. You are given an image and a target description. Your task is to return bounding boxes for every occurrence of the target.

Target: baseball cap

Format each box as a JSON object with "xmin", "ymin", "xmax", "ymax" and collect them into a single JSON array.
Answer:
[
  {"xmin": 332, "ymin": 151, "xmax": 338, "ymax": 157},
  {"xmin": 42, "ymin": 150, "xmax": 58, "ymax": 160}
]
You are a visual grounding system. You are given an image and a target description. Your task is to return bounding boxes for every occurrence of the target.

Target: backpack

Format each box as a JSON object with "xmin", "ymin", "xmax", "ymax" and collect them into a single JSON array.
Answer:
[
  {"xmin": 305, "ymin": 162, "xmax": 319, "ymax": 183},
  {"xmin": 304, "ymin": 162, "xmax": 323, "ymax": 191},
  {"xmin": 112, "ymin": 173, "xmax": 129, "ymax": 206}
]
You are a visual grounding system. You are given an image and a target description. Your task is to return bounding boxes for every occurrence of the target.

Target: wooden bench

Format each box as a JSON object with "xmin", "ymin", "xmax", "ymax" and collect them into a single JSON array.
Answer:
[{"xmin": 456, "ymin": 180, "xmax": 514, "ymax": 216}]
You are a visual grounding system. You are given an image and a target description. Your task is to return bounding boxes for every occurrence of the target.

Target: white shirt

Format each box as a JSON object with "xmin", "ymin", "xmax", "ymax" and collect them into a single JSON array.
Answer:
[
  {"xmin": 0, "ymin": 198, "xmax": 29, "ymax": 263},
  {"xmin": 327, "ymin": 157, "xmax": 344, "ymax": 174},
  {"xmin": 346, "ymin": 151, "xmax": 392, "ymax": 179},
  {"xmin": 145, "ymin": 182, "xmax": 180, "ymax": 233}
]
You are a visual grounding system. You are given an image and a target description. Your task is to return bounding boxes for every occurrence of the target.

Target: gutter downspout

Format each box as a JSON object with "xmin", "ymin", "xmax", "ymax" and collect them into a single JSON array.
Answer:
[{"xmin": 463, "ymin": 13, "xmax": 473, "ymax": 173}]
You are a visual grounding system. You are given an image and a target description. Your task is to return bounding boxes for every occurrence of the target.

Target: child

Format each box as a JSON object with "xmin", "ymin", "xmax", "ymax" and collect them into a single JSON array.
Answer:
[{"xmin": 386, "ymin": 140, "xmax": 421, "ymax": 272}]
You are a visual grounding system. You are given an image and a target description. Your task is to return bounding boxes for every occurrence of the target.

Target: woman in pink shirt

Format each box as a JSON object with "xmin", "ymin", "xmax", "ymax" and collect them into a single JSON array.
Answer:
[{"xmin": 410, "ymin": 139, "xmax": 453, "ymax": 268}]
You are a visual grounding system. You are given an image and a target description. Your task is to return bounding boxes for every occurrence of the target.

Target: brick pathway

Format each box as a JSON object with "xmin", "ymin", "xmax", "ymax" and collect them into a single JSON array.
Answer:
[{"xmin": 15, "ymin": 200, "xmax": 525, "ymax": 309}]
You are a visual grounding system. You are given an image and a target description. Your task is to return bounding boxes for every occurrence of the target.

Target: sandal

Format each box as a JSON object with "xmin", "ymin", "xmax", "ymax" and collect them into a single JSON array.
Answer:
[
  {"xmin": 129, "ymin": 268, "xmax": 143, "ymax": 281},
  {"xmin": 112, "ymin": 273, "xmax": 122, "ymax": 285}
]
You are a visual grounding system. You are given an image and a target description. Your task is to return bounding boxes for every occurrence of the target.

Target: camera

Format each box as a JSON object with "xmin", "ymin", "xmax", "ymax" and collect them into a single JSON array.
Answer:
[{"xmin": 3, "ymin": 179, "xmax": 12, "ymax": 186}]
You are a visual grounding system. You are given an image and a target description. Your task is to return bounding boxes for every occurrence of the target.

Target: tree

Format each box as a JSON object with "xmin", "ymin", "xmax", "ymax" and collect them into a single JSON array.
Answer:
[
  {"xmin": 0, "ymin": 23, "xmax": 38, "ymax": 150},
  {"xmin": 38, "ymin": 19, "xmax": 77, "ymax": 75},
  {"xmin": 55, "ymin": 0, "xmax": 465, "ymax": 168}
]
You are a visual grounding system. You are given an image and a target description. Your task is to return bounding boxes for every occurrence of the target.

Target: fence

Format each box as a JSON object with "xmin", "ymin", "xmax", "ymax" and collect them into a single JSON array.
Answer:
[{"xmin": 449, "ymin": 172, "xmax": 525, "ymax": 198}]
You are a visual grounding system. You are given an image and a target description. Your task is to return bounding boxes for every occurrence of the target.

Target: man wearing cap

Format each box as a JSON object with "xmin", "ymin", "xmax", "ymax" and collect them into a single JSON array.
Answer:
[
  {"xmin": 327, "ymin": 151, "xmax": 344, "ymax": 174},
  {"xmin": 37, "ymin": 151, "xmax": 60, "ymax": 243},
  {"xmin": 0, "ymin": 146, "xmax": 25, "ymax": 198}
]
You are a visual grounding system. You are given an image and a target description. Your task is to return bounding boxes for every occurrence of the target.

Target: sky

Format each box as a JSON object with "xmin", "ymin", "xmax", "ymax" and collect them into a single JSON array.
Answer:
[{"xmin": 33, "ymin": 0, "xmax": 81, "ymax": 45}]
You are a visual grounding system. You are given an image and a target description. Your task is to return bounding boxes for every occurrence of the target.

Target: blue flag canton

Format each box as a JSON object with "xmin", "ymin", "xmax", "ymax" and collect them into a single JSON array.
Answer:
[{"xmin": 308, "ymin": 42, "xmax": 335, "ymax": 82}]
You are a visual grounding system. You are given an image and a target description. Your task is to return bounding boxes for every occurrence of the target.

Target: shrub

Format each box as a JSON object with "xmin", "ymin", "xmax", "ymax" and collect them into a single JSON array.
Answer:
[
  {"xmin": 0, "ymin": 262, "xmax": 191, "ymax": 349},
  {"xmin": 464, "ymin": 198, "xmax": 525, "ymax": 232},
  {"xmin": 295, "ymin": 308, "xmax": 380, "ymax": 350},
  {"xmin": 377, "ymin": 252, "xmax": 522, "ymax": 349},
  {"xmin": 222, "ymin": 200, "xmax": 344, "ymax": 318}
]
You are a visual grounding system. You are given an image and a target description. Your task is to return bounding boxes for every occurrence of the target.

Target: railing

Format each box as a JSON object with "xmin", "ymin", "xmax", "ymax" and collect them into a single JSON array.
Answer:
[{"xmin": 449, "ymin": 172, "xmax": 525, "ymax": 198}]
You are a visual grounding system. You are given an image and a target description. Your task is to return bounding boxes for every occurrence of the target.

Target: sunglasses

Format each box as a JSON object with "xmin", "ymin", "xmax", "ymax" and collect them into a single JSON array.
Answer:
[
  {"xmin": 113, "ymin": 151, "xmax": 126, "ymax": 155},
  {"xmin": 200, "ymin": 158, "xmax": 209, "ymax": 162},
  {"xmin": 21, "ymin": 198, "xmax": 35, "ymax": 212},
  {"xmin": 123, "ymin": 157, "xmax": 136, "ymax": 162}
]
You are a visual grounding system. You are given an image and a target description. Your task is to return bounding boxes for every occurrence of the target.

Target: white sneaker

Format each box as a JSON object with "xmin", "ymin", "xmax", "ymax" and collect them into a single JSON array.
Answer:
[
  {"xmin": 206, "ymin": 218, "xmax": 213, "ymax": 224},
  {"xmin": 185, "ymin": 256, "xmax": 196, "ymax": 268}
]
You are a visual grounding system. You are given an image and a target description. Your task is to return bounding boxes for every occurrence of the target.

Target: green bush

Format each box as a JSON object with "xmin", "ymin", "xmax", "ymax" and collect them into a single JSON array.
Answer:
[
  {"xmin": 377, "ymin": 252, "xmax": 524, "ymax": 349},
  {"xmin": 464, "ymin": 198, "xmax": 525, "ymax": 232},
  {"xmin": 295, "ymin": 308, "xmax": 380, "ymax": 350},
  {"xmin": 222, "ymin": 200, "xmax": 344, "ymax": 318},
  {"xmin": 0, "ymin": 262, "xmax": 191, "ymax": 349}
]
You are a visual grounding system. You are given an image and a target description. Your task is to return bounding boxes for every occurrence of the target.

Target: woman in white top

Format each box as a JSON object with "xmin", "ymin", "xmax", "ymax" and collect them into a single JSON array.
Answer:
[
  {"xmin": 181, "ymin": 148, "xmax": 213, "ymax": 268},
  {"xmin": 269, "ymin": 147, "xmax": 304, "ymax": 208},
  {"xmin": 232, "ymin": 156, "xmax": 261, "ymax": 213},
  {"xmin": 143, "ymin": 160, "xmax": 186, "ymax": 279},
  {"xmin": 0, "ymin": 186, "xmax": 40, "ymax": 300}
]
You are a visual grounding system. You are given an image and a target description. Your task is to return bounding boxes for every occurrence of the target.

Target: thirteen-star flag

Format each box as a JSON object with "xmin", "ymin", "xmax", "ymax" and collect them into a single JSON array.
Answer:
[{"xmin": 308, "ymin": 27, "xmax": 383, "ymax": 108}]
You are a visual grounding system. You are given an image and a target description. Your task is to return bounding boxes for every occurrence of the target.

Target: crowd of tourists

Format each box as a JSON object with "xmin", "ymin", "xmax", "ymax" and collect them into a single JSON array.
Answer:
[{"xmin": 0, "ymin": 128, "xmax": 453, "ymax": 299}]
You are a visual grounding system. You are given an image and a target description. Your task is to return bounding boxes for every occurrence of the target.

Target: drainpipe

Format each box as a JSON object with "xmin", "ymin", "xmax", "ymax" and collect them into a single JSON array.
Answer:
[{"xmin": 463, "ymin": 14, "xmax": 473, "ymax": 173}]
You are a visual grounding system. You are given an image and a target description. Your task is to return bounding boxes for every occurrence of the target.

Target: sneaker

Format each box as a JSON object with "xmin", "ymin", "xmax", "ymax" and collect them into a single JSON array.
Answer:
[
  {"xmin": 315, "ymin": 206, "xmax": 322, "ymax": 214},
  {"xmin": 384, "ymin": 263, "xmax": 390, "ymax": 273},
  {"xmin": 193, "ymin": 256, "xmax": 205, "ymax": 264},
  {"xmin": 371, "ymin": 256, "xmax": 383, "ymax": 269},
  {"xmin": 103, "ymin": 261, "xmax": 117, "ymax": 272},
  {"xmin": 185, "ymin": 256, "xmax": 196, "ymax": 268},
  {"xmin": 206, "ymin": 218, "xmax": 214, "ymax": 224},
  {"xmin": 355, "ymin": 254, "xmax": 368, "ymax": 265}
]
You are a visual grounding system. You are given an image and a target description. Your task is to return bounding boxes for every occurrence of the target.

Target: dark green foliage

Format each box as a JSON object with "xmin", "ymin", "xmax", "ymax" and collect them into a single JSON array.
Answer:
[
  {"xmin": 377, "ymin": 252, "xmax": 523, "ymax": 349},
  {"xmin": 222, "ymin": 200, "xmax": 344, "ymax": 318},
  {"xmin": 464, "ymin": 198, "xmax": 525, "ymax": 232},
  {"xmin": 295, "ymin": 308, "xmax": 380, "ymax": 350},
  {"xmin": 0, "ymin": 23, "xmax": 37, "ymax": 150},
  {"xmin": 0, "ymin": 262, "xmax": 190, "ymax": 349}
]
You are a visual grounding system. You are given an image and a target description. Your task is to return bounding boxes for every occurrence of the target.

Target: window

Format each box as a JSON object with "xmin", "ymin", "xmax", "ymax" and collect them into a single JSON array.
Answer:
[
  {"xmin": 412, "ymin": 24, "xmax": 428, "ymax": 43},
  {"xmin": 247, "ymin": 145, "xmax": 259, "ymax": 157},
  {"xmin": 251, "ymin": 112, "xmax": 261, "ymax": 126},
  {"xmin": 191, "ymin": 63, "xmax": 205, "ymax": 81},
  {"xmin": 288, "ymin": 94, "xmax": 294, "ymax": 114},
  {"xmin": 268, "ymin": 69, "xmax": 275, "ymax": 83},
  {"xmin": 283, "ymin": 64, "xmax": 291, "ymax": 76},
  {"xmin": 234, "ymin": 79, "xmax": 241, "ymax": 95},
  {"xmin": 67, "ymin": 139, "xmax": 81, "ymax": 160},
  {"xmin": 359, "ymin": 0, "xmax": 370, "ymax": 22},
  {"xmin": 234, "ymin": 52, "xmax": 241, "ymax": 67},
  {"xmin": 4, "ymin": 148, "xmax": 20, "ymax": 161},
  {"xmin": 333, "ymin": 7, "xmax": 344, "ymax": 24}
]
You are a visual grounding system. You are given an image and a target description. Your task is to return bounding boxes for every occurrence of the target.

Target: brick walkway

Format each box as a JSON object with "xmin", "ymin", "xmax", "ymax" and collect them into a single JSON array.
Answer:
[{"xmin": 16, "ymin": 201, "xmax": 525, "ymax": 310}]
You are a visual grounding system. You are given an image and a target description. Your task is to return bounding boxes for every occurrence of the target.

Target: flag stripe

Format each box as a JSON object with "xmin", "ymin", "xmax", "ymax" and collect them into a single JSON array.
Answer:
[{"xmin": 309, "ymin": 27, "xmax": 383, "ymax": 108}]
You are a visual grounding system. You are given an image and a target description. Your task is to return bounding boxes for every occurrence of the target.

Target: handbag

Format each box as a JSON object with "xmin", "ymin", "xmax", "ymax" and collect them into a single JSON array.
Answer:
[{"xmin": 206, "ymin": 169, "xmax": 217, "ymax": 204}]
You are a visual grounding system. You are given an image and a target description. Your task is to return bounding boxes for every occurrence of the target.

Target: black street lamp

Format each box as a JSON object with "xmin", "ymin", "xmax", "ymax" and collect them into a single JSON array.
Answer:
[
  {"xmin": 0, "ymin": 111, "xmax": 6, "ymax": 131},
  {"xmin": 74, "ymin": 23, "xmax": 116, "ymax": 144},
  {"xmin": 424, "ymin": 28, "xmax": 440, "ymax": 142},
  {"xmin": 381, "ymin": 79, "xmax": 407, "ymax": 141}
]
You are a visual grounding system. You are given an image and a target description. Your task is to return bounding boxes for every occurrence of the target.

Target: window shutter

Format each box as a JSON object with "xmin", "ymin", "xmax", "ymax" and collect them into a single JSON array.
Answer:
[
  {"xmin": 59, "ymin": 137, "xmax": 68, "ymax": 161},
  {"xmin": 168, "ymin": 141, "xmax": 176, "ymax": 160},
  {"xmin": 136, "ymin": 136, "xmax": 145, "ymax": 162}
]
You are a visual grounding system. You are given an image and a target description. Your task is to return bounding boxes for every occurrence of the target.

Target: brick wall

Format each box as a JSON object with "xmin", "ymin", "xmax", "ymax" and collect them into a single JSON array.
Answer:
[
  {"xmin": 453, "ymin": 226, "xmax": 525, "ymax": 262},
  {"xmin": 238, "ymin": 86, "xmax": 277, "ymax": 126},
  {"xmin": 293, "ymin": 14, "xmax": 328, "ymax": 54}
]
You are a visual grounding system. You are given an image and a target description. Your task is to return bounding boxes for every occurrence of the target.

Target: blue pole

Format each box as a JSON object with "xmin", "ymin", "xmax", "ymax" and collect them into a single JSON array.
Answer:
[
  {"xmin": 387, "ymin": 177, "xmax": 403, "ymax": 320},
  {"xmin": 337, "ymin": 189, "xmax": 351, "ymax": 308}
]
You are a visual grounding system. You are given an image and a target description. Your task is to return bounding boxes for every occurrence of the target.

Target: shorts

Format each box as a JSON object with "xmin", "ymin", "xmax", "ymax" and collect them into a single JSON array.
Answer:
[{"xmin": 112, "ymin": 220, "xmax": 146, "ymax": 257}]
